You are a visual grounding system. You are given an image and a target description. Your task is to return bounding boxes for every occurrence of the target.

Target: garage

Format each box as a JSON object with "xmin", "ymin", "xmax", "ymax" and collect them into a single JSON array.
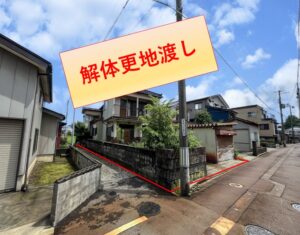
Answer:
[
  {"xmin": 0, "ymin": 118, "xmax": 23, "ymax": 192},
  {"xmin": 233, "ymin": 129, "xmax": 250, "ymax": 152}
]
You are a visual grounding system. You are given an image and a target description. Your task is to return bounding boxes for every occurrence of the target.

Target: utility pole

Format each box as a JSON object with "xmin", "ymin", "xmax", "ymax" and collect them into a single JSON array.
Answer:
[
  {"xmin": 176, "ymin": 0, "xmax": 190, "ymax": 196},
  {"xmin": 65, "ymin": 98, "xmax": 70, "ymax": 137},
  {"xmin": 287, "ymin": 104, "xmax": 295, "ymax": 143},
  {"xmin": 71, "ymin": 107, "xmax": 76, "ymax": 145},
  {"xmin": 278, "ymin": 90, "xmax": 286, "ymax": 147},
  {"xmin": 297, "ymin": 83, "xmax": 300, "ymax": 118}
]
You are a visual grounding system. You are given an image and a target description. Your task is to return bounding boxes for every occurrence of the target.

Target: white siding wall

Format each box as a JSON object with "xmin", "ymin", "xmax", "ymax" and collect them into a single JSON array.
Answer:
[
  {"xmin": 233, "ymin": 121, "xmax": 260, "ymax": 152},
  {"xmin": 38, "ymin": 113, "xmax": 58, "ymax": 155},
  {"xmin": 0, "ymin": 48, "xmax": 43, "ymax": 189}
]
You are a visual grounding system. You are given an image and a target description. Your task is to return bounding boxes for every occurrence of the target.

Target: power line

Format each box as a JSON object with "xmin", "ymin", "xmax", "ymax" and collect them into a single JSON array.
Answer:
[
  {"xmin": 129, "ymin": 4, "xmax": 154, "ymax": 32},
  {"xmin": 103, "ymin": 0, "xmax": 130, "ymax": 40},
  {"xmin": 150, "ymin": 0, "xmax": 277, "ymax": 116},
  {"xmin": 152, "ymin": 0, "xmax": 187, "ymax": 18},
  {"xmin": 214, "ymin": 48, "xmax": 279, "ymax": 115}
]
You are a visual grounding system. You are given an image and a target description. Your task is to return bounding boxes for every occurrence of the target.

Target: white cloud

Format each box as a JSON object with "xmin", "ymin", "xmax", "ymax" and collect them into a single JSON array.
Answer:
[
  {"xmin": 232, "ymin": 76, "xmax": 243, "ymax": 85},
  {"xmin": 218, "ymin": 7, "xmax": 255, "ymax": 28},
  {"xmin": 263, "ymin": 59, "xmax": 297, "ymax": 92},
  {"xmin": 236, "ymin": 0, "xmax": 260, "ymax": 11},
  {"xmin": 242, "ymin": 48, "xmax": 271, "ymax": 68},
  {"xmin": 223, "ymin": 58, "xmax": 298, "ymax": 118},
  {"xmin": 186, "ymin": 77, "xmax": 218, "ymax": 101},
  {"xmin": 9, "ymin": 0, "xmax": 45, "ymax": 36},
  {"xmin": 44, "ymin": 86, "xmax": 70, "ymax": 119},
  {"xmin": 295, "ymin": 20, "xmax": 299, "ymax": 48},
  {"xmin": 0, "ymin": 0, "xmax": 180, "ymax": 59},
  {"xmin": 215, "ymin": 29, "xmax": 235, "ymax": 47},
  {"xmin": 0, "ymin": 8, "xmax": 10, "ymax": 28},
  {"xmin": 212, "ymin": 0, "xmax": 260, "ymax": 48},
  {"xmin": 223, "ymin": 88, "xmax": 260, "ymax": 107},
  {"xmin": 213, "ymin": 1, "xmax": 260, "ymax": 28}
]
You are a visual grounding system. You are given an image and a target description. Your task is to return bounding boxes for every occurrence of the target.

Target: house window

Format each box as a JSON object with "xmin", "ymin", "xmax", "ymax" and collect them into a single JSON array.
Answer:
[
  {"xmin": 32, "ymin": 128, "xmax": 39, "ymax": 155},
  {"xmin": 106, "ymin": 126, "xmax": 113, "ymax": 139},
  {"xmin": 195, "ymin": 103, "xmax": 202, "ymax": 110},
  {"xmin": 248, "ymin": 112, "xmax": 256, "ymax": 117},
  {"xmin": 93, "ymin": 127, "xmax": 97, "ymax": 136},
  {"xmin": 260, "ymin": 124, "xmax": 269, "ymax": 130}
]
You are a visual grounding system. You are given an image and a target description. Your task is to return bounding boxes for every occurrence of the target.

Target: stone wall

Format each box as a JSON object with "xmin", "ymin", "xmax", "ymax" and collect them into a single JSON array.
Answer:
[
  {"xmin": 255, "ymin": 146, "xmax": 267, "ymax": 156},
  {"xmin": 50, "ymin": 146, "xmax": 101, "ymax": 226},
  {"xmin": 81, "ymin": 140, "xmax": 206, "ymax": 190}
]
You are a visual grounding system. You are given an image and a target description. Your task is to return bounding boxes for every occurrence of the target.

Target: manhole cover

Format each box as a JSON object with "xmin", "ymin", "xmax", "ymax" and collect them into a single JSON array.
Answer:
[
  {"xmin": 137, "ymin": 201, "xmax": 160, "ymax": 217},
  {"xmin": 229, "ymin": 183, "xmax": 243, "ymax": 188},
  {"xmin": 291, "ymin": 203, "xmax": 300, "ymax": 212},
  {"xmin": 245, "ymin": 225, "xmax": 275, "ymax": 235}
]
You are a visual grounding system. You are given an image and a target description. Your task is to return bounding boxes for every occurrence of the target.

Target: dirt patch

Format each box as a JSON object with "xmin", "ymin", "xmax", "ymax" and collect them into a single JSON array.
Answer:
[
  {"xmin": 117, "ymin": 177, "xmax": 144, "ymax": 188},
  {"xmin": 120, "ymin": 201, "xmax": 131, "ymax": 208}
]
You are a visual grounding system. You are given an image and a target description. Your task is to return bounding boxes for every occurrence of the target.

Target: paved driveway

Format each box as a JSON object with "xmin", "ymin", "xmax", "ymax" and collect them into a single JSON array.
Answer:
[{"xmin": 0, "ymin": 186, "xmax": 53, "ymax": 233}]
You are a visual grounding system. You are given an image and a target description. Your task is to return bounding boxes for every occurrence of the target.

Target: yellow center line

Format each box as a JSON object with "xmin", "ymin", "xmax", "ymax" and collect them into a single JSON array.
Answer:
[
  {"xmin": 209, "ymin": 217, "xmax": 235, "ymax": 235},
  {"xmin": 104, "ymin": 216, "xmax": 148, "ymax": 235}
]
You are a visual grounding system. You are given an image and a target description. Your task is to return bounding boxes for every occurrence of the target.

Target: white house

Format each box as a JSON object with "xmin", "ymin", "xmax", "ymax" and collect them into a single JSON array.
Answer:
[
  {"xmin": 0, "ymin": 34, "xmax": 64, "ymax": 192},
  {"xmin": 233, "ymin": 117, "xmax": 260, "ymax": 152}
]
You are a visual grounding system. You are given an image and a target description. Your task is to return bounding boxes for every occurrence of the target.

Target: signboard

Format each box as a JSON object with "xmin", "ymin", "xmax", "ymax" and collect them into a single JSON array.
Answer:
[{"xmin": 60, "ymin": 16, "xmax": 218, "ymax": 108}]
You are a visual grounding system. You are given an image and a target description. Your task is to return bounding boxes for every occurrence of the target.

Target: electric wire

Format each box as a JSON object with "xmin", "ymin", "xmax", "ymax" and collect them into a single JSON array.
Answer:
[
  {"xmin": 103, "ymin": 0, "xmax": 130, "ymax": 40},
  {"xmin": 107, "ymin": 0, "xmax": 279, "ymax": 117}
]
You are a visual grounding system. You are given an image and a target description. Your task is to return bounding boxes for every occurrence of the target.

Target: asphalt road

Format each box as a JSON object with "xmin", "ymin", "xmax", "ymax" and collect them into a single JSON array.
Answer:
[{"xmin": 55, "ymin": 144, "xmax": 300, "ymax": 235}]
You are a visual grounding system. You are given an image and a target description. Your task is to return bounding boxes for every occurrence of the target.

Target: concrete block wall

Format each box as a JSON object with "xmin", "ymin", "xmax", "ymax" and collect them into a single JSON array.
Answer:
[
  {"xmin": 50, "ymin": 147, "xmax": 101, "ymax": 226},
  {"xmin": 82, "ymin": 140, "xmax": 207, "ymax": 190}
]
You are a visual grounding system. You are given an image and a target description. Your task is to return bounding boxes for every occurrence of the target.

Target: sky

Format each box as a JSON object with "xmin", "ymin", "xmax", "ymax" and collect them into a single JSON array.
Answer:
[{"xmin": 0, "ymin": 0, "xmax": 299, "ymax": 125}]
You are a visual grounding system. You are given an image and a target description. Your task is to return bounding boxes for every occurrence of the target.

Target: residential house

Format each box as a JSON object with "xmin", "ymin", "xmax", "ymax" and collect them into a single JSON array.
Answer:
[
  {"xmin": 0, "ymin": 34, "xmax": 64, "ymax": 192},
  {"xmin": 91, "ymin": 90, "xmax": 162, "ymax": 144},
  {"xmin": 231, "ymin": 105, "xmax": 277, "ymax": 146},
  {"xmin": 188, "ymin": 122, "xmax": 237, "ymax": 163},
  {"xmin": 285, "ymin": 126, "xmax": 300, "ymax": 143},
  {"xmin": 173, "ymin": 95, "xmax": 237, "ymax": 163},
  {"xmin": 82, "ymin": 107, "xmax": 102, "ymax": 138},
  {"xmin": 233, "ymin": 117, "xmax": 260, "ymax": 152},
  {"xmin": 187, "ymin": 94, "xmax": 231, "ymax": 122},
  {"xmin": 38, "ymin": 108, "xmax": 65, "ymax": 156}
]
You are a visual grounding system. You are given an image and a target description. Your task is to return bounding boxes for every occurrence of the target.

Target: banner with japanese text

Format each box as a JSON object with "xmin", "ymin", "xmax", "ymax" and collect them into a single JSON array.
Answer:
[{"xmin": 60, "ymin": 16, "xmax": 218, "ymax": 108}]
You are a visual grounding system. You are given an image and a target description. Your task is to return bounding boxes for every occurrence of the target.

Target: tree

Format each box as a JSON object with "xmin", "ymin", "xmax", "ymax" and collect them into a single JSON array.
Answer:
[
  {"xmin": 74, "ymin": 122, "xmax": 90, "ymax": 142},
  {"xmin": 284, "ymin": 115, "xmax": 300, "ymax": 129},
  {"xmin": 139, "ymin": 97, "xmax": 200, "ymax": 149},
  {"xmin": 195, "ymin": 110, "xmax": 212, "ymax": 124}
]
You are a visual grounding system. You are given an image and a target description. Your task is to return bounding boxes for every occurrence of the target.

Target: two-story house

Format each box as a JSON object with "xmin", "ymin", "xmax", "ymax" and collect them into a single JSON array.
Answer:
[
  {"xmin": 0, "ymin": 34, "xmax": 64, "ymax": 192},
  {"xmin": 172, "ymin": 94, "xmax": 235, "ymax": 123},
  {"xmin": 187, "ymin": 94, "xmax": 231, "ymax": 122},
  {"xmin": 231, "ymin": 105, "xmax": 277, "ymax": 145},
  {"xmin": 87, "ymin": 90, "xmax": 162, "ymax": 144},
  {"xmin": 82, "ymin": 107, "xmax": 102, "ymax": 137}
]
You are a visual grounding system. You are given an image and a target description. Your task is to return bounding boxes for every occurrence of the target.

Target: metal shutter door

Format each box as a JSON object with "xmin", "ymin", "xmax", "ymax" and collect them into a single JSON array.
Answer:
[{"xmin": 0, "ymin": 118, "xmax": 23, "ymax": 192}]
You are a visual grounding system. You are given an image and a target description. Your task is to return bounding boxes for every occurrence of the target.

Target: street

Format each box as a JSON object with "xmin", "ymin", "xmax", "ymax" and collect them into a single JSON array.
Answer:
[{"xmin": 55, "ymin": 145, "xmax": 300, "ymax": 235}]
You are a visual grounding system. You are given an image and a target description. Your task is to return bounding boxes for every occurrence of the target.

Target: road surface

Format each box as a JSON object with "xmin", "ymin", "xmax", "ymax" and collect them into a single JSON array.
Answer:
[{"xmin": 55, "ymin": 144, "xmax": 300, "ymax": 235}]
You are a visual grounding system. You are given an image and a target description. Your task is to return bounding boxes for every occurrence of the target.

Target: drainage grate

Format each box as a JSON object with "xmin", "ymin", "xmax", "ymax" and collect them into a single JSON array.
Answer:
[
  {"xmin": 137, "ymin": 201, "xmax": 160, "ymax": 217},
  {"xmin": 291, "ymin": 203, "xmax": 300, "ymax": 212},
  {"xmin": 245, "ymin": 225, "xmax": 275, "ymax": 235},
  {"xmin": 229, "ymin": 183, "xmax": 243, "ymax": 188}
]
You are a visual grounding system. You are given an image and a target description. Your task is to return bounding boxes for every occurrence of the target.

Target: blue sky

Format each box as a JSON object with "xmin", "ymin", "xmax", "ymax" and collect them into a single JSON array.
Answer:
[{"xmin": 0, "ymin": 0, "xmax": 299, "ymax": 124}]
